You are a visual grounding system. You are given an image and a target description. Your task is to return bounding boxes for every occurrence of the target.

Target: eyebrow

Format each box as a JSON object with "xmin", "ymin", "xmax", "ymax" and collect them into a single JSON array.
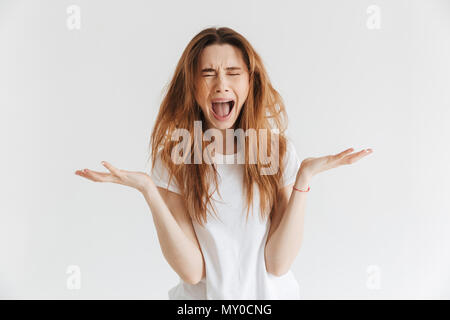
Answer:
[{"xmin": 201, "ymin": 67, "xmax": 242, "ymax": 72}]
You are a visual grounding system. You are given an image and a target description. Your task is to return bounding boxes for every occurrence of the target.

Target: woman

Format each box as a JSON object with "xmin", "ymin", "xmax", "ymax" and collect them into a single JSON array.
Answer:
[{"xmin": 75, "ymin": 27, "xmax": 373, "ymax": 299}]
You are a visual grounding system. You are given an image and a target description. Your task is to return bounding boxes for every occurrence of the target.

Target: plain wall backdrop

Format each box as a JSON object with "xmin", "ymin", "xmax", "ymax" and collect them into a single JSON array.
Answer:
[{"xmin": 0, "ymin": 0, "xmax": 449, "ymax": 299}]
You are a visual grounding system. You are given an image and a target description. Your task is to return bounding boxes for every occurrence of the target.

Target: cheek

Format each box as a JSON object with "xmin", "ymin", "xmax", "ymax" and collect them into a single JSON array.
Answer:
[
  {"xmin": 236, "ymin": 79, "xmax": 250, "ymax": 100},
  {"xmin": 195, "ymin": 81, "xmax": 210, "ymax": 104}
]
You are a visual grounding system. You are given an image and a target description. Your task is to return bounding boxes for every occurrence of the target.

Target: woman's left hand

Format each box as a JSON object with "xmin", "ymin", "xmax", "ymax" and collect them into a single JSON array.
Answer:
[{"xmin": 299, "ymin": 147, "xmax": 374, "ymax": 179}]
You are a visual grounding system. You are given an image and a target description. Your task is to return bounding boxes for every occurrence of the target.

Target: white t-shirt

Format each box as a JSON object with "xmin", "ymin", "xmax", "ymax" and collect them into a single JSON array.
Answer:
[{"xmin": 150, "ymin": 139, "xmax": 302, "ymax": 300}]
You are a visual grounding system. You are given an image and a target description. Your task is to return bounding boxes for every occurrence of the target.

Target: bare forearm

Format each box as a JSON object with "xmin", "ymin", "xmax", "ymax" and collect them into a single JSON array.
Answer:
[
  {"xmin": 141, "ymin": 181, "xmax": 203, "ymax": 283},
  {"xmin": 265, "ymin": 172, "xmax": 310, "ymax": 276}
]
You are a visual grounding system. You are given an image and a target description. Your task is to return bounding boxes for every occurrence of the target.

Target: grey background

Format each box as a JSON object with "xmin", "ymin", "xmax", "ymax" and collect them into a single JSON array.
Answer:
[{"xmin": 1, "ymin": 0, "xmax": 449, "ymax": 299}]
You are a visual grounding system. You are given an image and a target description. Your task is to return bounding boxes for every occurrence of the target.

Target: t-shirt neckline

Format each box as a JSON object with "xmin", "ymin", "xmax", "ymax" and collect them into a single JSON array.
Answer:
[{"xmin": 214, "ymin": 144, "xmax": 244, "ymax": 164}]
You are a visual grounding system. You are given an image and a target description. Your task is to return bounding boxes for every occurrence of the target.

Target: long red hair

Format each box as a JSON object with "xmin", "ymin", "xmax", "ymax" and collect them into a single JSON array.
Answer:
[{"xmin": 149, "ymin": 27, "xmax": 291, "ymax": 226}]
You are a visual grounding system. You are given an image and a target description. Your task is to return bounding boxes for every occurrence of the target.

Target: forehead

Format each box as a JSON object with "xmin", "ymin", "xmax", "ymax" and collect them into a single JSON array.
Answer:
[{"xmin": 198, "ymin": 43, "xmax": 245, "ymax": 68}]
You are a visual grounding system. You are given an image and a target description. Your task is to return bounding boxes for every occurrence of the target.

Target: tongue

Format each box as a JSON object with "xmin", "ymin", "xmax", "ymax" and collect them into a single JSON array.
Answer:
[{"xmin": 213, "ymin": 102, "xmax": 230, "ymax": 117}]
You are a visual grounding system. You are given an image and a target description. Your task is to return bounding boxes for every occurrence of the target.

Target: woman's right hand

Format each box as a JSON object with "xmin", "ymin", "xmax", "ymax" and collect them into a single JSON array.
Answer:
[{"xmin": 75, "ymin": 161, "xmax": 153, "ymax": 193}]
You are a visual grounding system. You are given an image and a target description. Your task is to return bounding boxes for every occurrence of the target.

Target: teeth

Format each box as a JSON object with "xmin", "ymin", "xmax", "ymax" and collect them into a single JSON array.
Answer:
[{"xmin": 213, "ymin": 100, "xmax": 232, "ymax": 104}]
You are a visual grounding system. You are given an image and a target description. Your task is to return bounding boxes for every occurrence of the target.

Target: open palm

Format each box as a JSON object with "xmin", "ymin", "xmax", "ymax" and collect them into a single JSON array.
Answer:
[
  {"xmin": 300, "ymin": 147, "xmax": 373, "ymax": 177},
  {"xmin": 75, "ymin": 161, "xmax": 151, "ymax": 193}
]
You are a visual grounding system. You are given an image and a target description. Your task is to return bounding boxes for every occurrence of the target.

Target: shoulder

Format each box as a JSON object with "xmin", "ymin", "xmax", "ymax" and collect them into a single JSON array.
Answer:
[{"xmin": 150, "ymin": 149, "xmax": 182, "ymax": 195}]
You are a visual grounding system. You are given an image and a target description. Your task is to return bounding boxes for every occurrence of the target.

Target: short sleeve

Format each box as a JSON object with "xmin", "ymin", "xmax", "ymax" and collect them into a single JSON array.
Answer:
[
  {"xmin": 150, "ymin": 151, "xmax": 182, "ymax": 194},
  {"xmin": 280, "ymin": 139, "xmax": 301, "ymax": 188}
]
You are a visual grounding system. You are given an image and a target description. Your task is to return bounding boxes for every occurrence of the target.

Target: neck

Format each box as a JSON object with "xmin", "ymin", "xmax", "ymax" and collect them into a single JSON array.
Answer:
[{"xmin": 203, "ymin": 124, "xmax": 238, "ymax": 156}]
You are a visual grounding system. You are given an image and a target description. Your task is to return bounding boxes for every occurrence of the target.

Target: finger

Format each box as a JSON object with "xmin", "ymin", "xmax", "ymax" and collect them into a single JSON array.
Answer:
[
  {"xmin": 75, "ymin": 169, "xmax": 97, "ymax": 182},
  {"xmin": 354, "ymin": 148, "xmax": 373, "ymax": 157},
  {"xmin": 75, "ymin": 169, "xmax": 93, "ymax": 178},
  {"xmin": 75, "ymin": 170, "xmax": 86, "ymax": 178},
  {"xmin": 101, "ymin": 161, "xmax": 123, "ymax": 178},
  {"xmin": 343, "ymin": 148, "xmax": 373, "ymax": 164},
  {"xmin": 76, "ymin": 169, "xmax": 103, "ymax": 182},
  {"xmin": 76, "ymin": 169, "xmax": 117, "ymax": 183},
  {"xmin": 85, "ymin": 170, "xmax": 109, "ymax": 182},
  {"xmin": 335, "ymin": 147, "xmax": 355, "ymax": 159}
]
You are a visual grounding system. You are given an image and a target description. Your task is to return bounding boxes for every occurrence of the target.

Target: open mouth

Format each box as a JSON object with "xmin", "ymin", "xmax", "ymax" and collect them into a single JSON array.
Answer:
[{"xmin": 211, "ymin": 100, "xmax": 235, "ymax": 119}]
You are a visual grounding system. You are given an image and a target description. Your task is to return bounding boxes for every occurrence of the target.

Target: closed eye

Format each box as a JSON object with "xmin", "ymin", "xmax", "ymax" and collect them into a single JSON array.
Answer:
[{"xmin": 202, "ymin": 74, "xmax": 241, "ymax": 77}]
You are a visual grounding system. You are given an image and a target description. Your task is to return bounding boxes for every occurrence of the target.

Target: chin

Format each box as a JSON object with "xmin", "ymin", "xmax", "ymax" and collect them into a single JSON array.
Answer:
[{"xmin": 211, "ymin": 119, "xmax": 236, "ymax": 130}]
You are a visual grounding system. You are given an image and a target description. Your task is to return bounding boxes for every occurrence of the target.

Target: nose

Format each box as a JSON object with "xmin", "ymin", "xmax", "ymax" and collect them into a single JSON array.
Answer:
[{"xmin": 214, "ymin": 73, "xmax": 230, "ymax": 93}]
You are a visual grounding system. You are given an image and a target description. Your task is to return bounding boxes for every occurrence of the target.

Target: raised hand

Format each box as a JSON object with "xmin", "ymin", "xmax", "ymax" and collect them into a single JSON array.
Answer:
[
  {"xmin": 75, "ymin": 161, "xmax": 152, "ymax": 193},
  {"xmin": 299, "ymin": 147, "xmax": 373, "ymax": 178}
]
